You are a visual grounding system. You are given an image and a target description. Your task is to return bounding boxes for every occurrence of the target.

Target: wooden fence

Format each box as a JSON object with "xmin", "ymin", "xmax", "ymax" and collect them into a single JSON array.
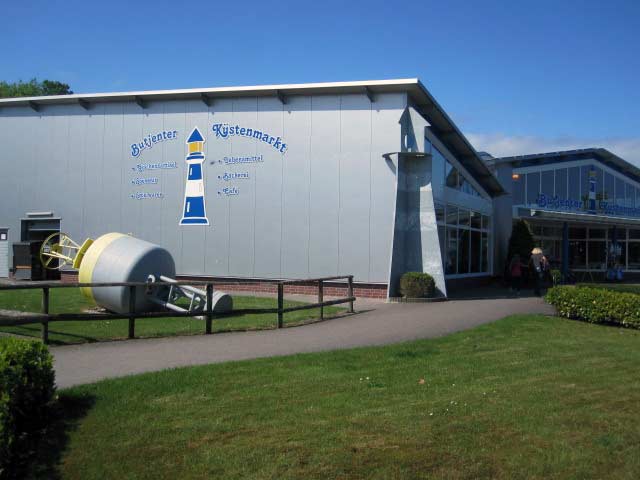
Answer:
[{"xmin": 0, "ymin": 276, "xmax": 355, "ymax": 344}]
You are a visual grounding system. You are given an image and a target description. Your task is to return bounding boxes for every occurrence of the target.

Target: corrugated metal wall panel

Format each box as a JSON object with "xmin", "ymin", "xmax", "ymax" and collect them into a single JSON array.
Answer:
[{"xmin": 0, "ymin": 93, "xmax": 406, "ymax": 283}]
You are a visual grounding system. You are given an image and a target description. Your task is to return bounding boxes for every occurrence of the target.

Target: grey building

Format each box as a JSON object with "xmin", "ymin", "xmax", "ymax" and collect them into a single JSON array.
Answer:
[{"xmin": 0, "ymin": 79, "xmax": 503, "ymax": 296}]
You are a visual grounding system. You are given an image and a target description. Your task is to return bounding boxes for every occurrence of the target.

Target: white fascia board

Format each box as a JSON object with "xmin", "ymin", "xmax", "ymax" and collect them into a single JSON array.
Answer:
[{"xmin": 0, "ymin": 78, "xmax": 421, "ymax": 106}]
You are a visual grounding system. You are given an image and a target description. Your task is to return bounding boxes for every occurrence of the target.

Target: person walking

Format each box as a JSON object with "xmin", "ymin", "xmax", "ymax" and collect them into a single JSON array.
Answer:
[
  {"xmin": 530, "ymin": 247, "xmax": 545, "ymax": 296},
  {"xmin": 509, "ymin": 254, "xmax": 524, "ymax": 296}
]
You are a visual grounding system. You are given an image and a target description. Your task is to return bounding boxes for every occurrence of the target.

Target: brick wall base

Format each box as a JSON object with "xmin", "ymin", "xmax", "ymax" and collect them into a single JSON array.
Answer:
[{"xmin": 59, "ymin": 272, "xmax": 388, "ymax": 299}]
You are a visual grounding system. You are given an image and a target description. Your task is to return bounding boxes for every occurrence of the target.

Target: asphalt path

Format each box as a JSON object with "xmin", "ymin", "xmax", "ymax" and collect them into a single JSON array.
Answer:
[{"xmin": 52, "ymin": 297, "xmax": 554, "ymax": 388}]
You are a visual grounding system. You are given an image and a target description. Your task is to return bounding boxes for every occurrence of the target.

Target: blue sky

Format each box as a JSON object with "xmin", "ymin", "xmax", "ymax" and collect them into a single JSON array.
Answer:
[{"xmin": 3, "ymin": 0, "xmax": 640, "ymax": 162}]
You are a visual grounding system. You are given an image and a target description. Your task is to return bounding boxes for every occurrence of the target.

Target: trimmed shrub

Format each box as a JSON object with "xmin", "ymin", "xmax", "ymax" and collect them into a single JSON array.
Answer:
[
  {"xmin": 400, "ymin": 272, "xmax": 436, "ymax": 298},
  {"xmin": 545, "ymin": 286, "xmax": 640, "ymax": 328},
  {"xmin": 0, "ymin": 337, "xmax": 55, "ymax": 476}
]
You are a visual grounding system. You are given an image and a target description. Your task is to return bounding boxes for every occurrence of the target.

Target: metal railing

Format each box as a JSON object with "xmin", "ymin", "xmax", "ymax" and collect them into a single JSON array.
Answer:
[{"xmin": 0, "ymin": 276, "xmax": 355, "ymax": 344}]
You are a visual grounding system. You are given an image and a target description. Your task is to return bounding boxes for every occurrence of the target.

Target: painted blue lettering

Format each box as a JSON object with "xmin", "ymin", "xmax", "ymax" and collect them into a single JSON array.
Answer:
[{"xmin": 210, "ymin": 123, "xmax": 288, "ymax": 154}]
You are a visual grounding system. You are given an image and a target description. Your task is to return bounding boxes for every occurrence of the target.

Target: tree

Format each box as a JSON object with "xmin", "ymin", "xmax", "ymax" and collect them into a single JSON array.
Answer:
[
  {"xmin": 507, "ymin": 219, "xmax": 535, "ymax": 262},
  {"xmin": 0, "ymin": 78, "xmax": 73, "ymax": 98}
]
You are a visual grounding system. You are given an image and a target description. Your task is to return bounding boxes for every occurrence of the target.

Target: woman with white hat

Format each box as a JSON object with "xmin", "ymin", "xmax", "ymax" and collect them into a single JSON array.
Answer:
[{"xmin": 530, "ymin": 247, "xmax": 546, "ymax": 296}]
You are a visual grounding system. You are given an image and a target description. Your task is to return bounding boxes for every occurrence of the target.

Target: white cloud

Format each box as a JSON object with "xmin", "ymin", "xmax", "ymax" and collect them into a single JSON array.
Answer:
[{"xmin": 465, "ymin": 133, "xmax": 640, "ymax": 167}]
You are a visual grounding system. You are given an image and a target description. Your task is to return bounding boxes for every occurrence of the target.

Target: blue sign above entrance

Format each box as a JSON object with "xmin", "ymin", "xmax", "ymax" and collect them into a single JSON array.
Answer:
[{"xmin": 536, "ymin": 193, "xmax": 640, "ymax": 218}]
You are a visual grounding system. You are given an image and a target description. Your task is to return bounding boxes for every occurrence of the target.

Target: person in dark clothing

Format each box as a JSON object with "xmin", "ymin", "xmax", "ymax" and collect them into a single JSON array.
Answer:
[{"xmin": 509, "ymin": 254, "xmax": 524, "ymax": 296}]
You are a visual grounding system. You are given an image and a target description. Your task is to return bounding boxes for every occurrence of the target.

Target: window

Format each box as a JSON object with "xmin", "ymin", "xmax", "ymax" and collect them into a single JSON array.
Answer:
[
  {"xmin": 587, "ymin": 240, "xmax": 607, "ymax": 270},
  {"xmin": 457, "ymin": 229, "xmax": 470, "ymax": 274},
  {"xmin": 541, "ymin": 170, "xmax": 554, "ymax": 198},
  {"xmin": 435, "ymin": 203, "xmax": 445, "ymax": 223},
  {"xmin": 458, "ymin": 209, "xmax": 470, "ymax": 227},
  {"xmin": 616, "ymin": 177, "xmax": 625, "ymax": 206},
  {"xmin": 595, "ymin": 167, "xmax": 604, "ymax": 201},
  {"xmin": 445, "ymin": 161, "xmax": 458, "ymax": 189},
  {"xmin": 437, "ymin": 204, "xmax": 492, "ymax": 276},
  {"xmin": 628, "ymin": 241, "xmax": 640, "ymax": 270},
  {"xmin": 445, "ymin": 227, "xmax": 457, "ymax": 274},
  {"xmin": 526, "ymin": 172, "xmax": 540, "ymax": 205},
  {"xmin": 446, "ymin": 205, "xmax": 458, "ymax": 225},
  {"xmin": 470, "ymin": 231, "xmax": 481, "ymax": 273},
  {"xmin": 430, "ymin": 140, "xmax": 443, "ymax": 182},
  {"xmin": 543, "ymin": 226, "xmax": 561, "ymax": 237},
  {"xmin": 568, "ymin": 167, "xmax": 580, "ymax": 201},
  {"xmin": 569, "ymin": 227, "xmax": 586, "ymax": 239},
  {"xmin": 555, "ymin": 168, "xmax": 567, "ymax": 198},
  {"xmin": 481, "ymin": 232, "xmax": 489, "ymax": 272},
  {"xmin": 470, "ymin": 211, "xmax": 481, "ymax": 229},
  {"xmin": 604, "ymin": 172, "xmax": 615, "ymax": 201},
  {"xmin": 626, "ymin": 183, "xmax": 635, "ymax": 207},
  {"xmin": 444, "ymin": 159, "xmax": 481, "ymax": 197},
  {"xmin": 608, "ymin": 238, "xmax": 626, "ymax": 267},
  {"xmin": 569, "ymin": 240, "xmax": 586, "ymax": 269},
  {"xmin": 580, "ymin": 166, "xmax": 590, "ymax": 202}
]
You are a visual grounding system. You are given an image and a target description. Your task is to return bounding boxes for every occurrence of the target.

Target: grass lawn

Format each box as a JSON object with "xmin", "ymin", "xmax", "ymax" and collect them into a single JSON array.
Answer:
[
  {"xmin": 29, "ymin": 314, "xmax": 640, "ymax": 479},
  {"xmin": 0, "ymin": 288, "xmax": 342, "ymax": 345}
]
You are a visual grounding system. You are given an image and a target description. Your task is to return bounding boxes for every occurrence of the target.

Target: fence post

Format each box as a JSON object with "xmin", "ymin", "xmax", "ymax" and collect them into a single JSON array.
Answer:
[
  {"xmin": 277, "ymin": 282, "xmax": 284, "ymax": 328},
  {"xmin": 205, "ymin": 283, "xmax": 213, "ymax": 334},
  {"xmin": 318, "ymin": 280, "xmax": 324, "ymax": 320},
  {"xmin": 41, "ymin": 287, "xmax": 49, "ymax": 344},
  {"xmin": 128, "ymin": 285, "xmax": 136, "ymax": 339},
  {"xmin": 347, "ymin": 275, "xmax": 354, "ymax": 313}
]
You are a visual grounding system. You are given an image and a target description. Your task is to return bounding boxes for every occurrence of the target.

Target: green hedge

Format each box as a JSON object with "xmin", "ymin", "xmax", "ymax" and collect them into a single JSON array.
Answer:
[
  {"xmin": 399, "ymin": 272, "xmax": 436, "ymax": 298},
  {"xmin": 545, "ymin": 286, "xmax": 640, "ymax": 328},
  {"xmin": 0, "ymin": 337, "xmax": 55, "ymax": 476}
]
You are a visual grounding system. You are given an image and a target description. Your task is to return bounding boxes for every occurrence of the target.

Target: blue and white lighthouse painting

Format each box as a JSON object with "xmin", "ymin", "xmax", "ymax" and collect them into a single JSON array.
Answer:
[{"xmin": 180, "ymin": 127, "xmax": 209, "ymax": 225}]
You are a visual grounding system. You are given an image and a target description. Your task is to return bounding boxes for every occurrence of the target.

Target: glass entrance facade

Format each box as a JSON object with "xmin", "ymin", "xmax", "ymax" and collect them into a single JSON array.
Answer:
[
  {"xmin": 436, "ymin": 203, "xmax": 491, "ymax": 276},
  {"xmin": 529, "ymin": 222, "xmax": 640, "ymax": 272}
]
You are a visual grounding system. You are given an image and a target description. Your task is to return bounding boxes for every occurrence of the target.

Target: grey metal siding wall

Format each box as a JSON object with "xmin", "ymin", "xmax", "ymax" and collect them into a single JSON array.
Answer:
[{"xmin": 0, "ymin": 93, "xmax": 406, "ymax": 283}]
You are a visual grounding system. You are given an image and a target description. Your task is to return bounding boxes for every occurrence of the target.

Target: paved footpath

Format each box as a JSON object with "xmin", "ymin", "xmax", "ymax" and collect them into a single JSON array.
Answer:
[{"xmin": 53, "ymin": 297, "xmax": 554, "ymax": 388}]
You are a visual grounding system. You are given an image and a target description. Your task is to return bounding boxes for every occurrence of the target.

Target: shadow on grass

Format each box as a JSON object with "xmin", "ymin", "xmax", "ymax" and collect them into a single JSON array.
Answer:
[{"xmin": 10, "ymin": 393, "xmax": 96, "ymax": 480}]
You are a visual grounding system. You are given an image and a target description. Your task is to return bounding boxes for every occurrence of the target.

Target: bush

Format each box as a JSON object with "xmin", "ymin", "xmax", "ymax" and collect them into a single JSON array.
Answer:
[
  {"xmin": 399, "ymin": 272, "xmax": 436, "ymax": 298},
  {"xmin": 545, "ymin": 286, "xmax": 640, "ymax": 329},
  {"xmin": 507, "ymin": 220, "xmax": 535, "ymax": 263},
  {"xmin": 550, "ymin": 269, "xmax": 562, "ymax": 286},
  {"xmin": 0, "ymin": 337, "xmax": 55, "ymax": 476}
]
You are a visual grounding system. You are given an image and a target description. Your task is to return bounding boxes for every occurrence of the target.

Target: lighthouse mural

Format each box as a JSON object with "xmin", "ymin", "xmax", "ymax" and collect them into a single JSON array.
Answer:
[{"xmin": 180, "ymin": 127, "xmax": 209, "ymax": 225}]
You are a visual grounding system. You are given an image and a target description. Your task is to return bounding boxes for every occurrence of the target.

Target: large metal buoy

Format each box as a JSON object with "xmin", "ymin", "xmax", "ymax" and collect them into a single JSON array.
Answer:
[{"xmin": 39, "ymin": 232, "xmax": 232, "ymax": 315}]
